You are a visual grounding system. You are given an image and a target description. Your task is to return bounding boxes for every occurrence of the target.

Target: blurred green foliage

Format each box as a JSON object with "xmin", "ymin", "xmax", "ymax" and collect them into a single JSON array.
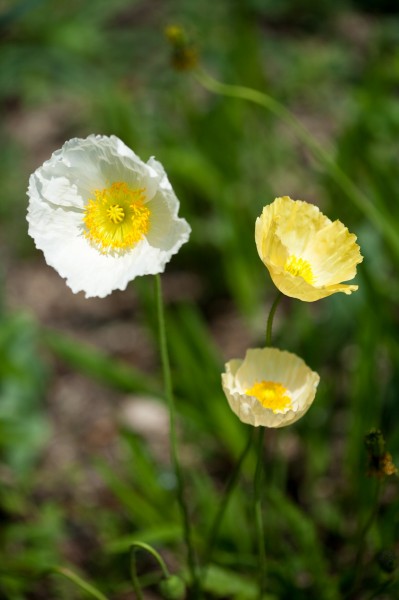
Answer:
[
  {"xmin": 0, "ymin": 313, "xmax": 62, "ymax": 599},
  {"xmin": 0, "ymin": 313, "xmax": 49, "ymax": 472},
  {"xmin": 1, "ymin": 0, "xmax": 399, "ymax": 598}
]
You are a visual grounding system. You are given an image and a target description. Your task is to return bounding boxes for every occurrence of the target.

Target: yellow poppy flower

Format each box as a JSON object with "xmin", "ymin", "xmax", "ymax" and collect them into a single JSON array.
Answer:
[
  {"xmin": 221, "ymin": 347, "xmax": 319, "ymax": 428},
  {"xmin": 255, "ymin": 196, "xmax": 363, "ymax": 302}
]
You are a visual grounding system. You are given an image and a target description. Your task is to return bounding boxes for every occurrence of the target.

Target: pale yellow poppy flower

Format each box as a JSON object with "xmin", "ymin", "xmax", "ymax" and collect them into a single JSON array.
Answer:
[
  {"xmin": 255, "ymin": 196, "xmax": 363, "ymax": 302},
  {"xmin": 222, "ymin": 347, "xmax": 319, "ymax": 428}
]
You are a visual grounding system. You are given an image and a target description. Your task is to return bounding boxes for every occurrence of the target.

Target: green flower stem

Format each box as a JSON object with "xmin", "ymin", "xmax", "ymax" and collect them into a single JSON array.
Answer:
[
  {"xmin": 204, "ymin": 427, "xmax": 254, "ymax": 574},
  {"xmin": 49, "ymin": 567, "xmax": 109, "ymax": 600},
  {"xmin": 266, "ymin": 293, "xmax": 282, "ymax": 347},
  {"xmin": 254, "ymin": 293, "xmax": 281, "ymax": 599},
  {"xmin": 254, "ymin": 289, "xmax": 283, "ymax": 597},
  {"xmin": 254, "ymin": 427, "xmax": 267, "ymax": 599},
  {"xmin": 130, "ymin": 541, "xmax": 171, "ymax": 599},
  {"xmin": 346, "ymin": 479, "xmax": 382, "ymax": 598},
  {"xmin": 154, "ymin": 274, "xmax": 201, "ymax": 597},
  {"xmin": 195, "ymin": 69, "xmax": 399, "ymax": 261},
  {"xmin": 202, "ymin": 293, "xmax": 281, "ymax": 585}
]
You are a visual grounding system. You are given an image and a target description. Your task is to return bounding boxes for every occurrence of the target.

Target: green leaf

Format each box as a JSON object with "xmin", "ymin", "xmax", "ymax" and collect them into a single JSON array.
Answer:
[
  {"xmin": 204, "ymin": 564, "xmax": 277, "ymax": 599},
  {"xmin": 42, "ymin": 329, "xmax": 159, "ymax": 395}
]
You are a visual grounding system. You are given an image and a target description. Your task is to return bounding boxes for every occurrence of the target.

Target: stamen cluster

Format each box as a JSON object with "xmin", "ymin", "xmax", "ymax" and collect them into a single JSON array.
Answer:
[{"xmin": 83, "ymin": 182, "xmax": 149, "ymax": 254}]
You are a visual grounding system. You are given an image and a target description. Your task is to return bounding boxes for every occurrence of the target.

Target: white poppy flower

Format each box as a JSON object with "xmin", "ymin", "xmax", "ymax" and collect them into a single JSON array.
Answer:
[
  {"xmin": 222, "ymin": 347, "xmax": 319, "ymax": 428},
  {"xmin": 27, "ymin": 135, "xmax": 191, "ymax": 298}
]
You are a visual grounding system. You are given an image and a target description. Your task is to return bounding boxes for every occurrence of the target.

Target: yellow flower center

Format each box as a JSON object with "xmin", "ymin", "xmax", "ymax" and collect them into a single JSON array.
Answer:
[
  {"xmin": 246, "ymin": 380, "xmax": 292, "ymax": 413},
  {"xmin": 284, "ymin": 255, "xmax": 314, "ymax": 284},
  {"xmin": 107, "ymin": 204, "xmax": 125, "ymax": 224},
  {"xmin": 83, "ymin": 182, "xmax": 150, "ymax": 253}
]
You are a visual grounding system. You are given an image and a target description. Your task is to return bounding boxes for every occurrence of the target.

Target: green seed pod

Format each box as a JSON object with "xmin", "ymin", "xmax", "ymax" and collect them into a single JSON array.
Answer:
[
  {"xmin": 376, "ymin": 549, "xmax": 397, "ymax": 574},
  {"xmin": 159, "ymin": 575, "xmax": 186, "ymax": 600}
]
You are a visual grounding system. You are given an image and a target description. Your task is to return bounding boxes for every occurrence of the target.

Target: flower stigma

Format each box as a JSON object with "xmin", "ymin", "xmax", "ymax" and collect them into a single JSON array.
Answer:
[
  {"xmin": 107, "ymin": 204, "xmax": 125, "ymax": 224},
  {"xmin": 83, "ymin": 182, "xmax": 150, "ymax": 253},
  {"xmin": 246, "ymin": 381, "xmax": 292, "ymax": 413},
  {"xmin": 284, "ymin": 255, "xmax": 314, "ymax": 284}
]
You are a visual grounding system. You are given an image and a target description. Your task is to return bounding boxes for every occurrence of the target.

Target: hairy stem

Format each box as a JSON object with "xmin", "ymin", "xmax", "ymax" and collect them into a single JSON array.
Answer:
[
  {"xmin": 254, "ymin": 427, "xmax": 267, "ymax": 599},
  {"xmin": 195, "ymin": 69, "xmax": 399, "ymax": 261},
  {"xmin": 266, "ymin": 293, "xmax": 282, "ymax": 347},
  {"xmin": 155, "ymin": 274, "xmax": 201, "ymax": 597}
]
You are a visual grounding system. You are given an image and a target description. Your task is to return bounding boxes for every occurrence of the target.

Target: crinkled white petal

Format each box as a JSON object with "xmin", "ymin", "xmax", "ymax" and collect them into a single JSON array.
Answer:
[
  {"xmin": 27, "ymin": 135, "xmax": 191, "ymax": 297},
  {"xmin": 221, "ymin": 347, "xmax": 319, "ymax": 428}
]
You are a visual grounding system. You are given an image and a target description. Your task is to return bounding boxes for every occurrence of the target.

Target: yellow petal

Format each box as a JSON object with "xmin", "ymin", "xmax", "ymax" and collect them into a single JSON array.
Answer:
[
  {"xmin": 255, "ymin": 196, "xmax": 363, "ymax": 302},
  {"xmin": 221, "ymin": 347, "xmax": 319, "ymax": 428}
]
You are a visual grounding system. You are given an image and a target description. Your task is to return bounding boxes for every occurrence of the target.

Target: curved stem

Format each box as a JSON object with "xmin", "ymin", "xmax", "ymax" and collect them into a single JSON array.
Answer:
[
  {"xmin": 195, "ymin": 69, "xmax": 399, "ymax": 261},
  {"xmin": 204, "ymin": 427, "xmax": 254, "ymax": 574},
  {"xmin": 130, "ymin": 541, "xmax": 171, "ymax": 599},
  {"xmin": 131, "ymin": 565, "xmax": 143, "ymax": 600},
  {"xmin": 266, "ymin": 293, "xmax": 282, "ymax": 347},
  {"xmin": 254, "ymin": 428, "xmax": 266, "ymax": 599},
  {"xmin": 154, "ymin": 274, "xmax": 201, "ymax": 597}
]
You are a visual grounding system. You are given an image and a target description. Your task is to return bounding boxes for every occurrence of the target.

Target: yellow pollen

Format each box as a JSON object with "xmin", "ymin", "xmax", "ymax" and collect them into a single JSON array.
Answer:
[
  {"xmin": 83, "ymin": 182, "xmax": 150, "ymax": 254},
  {"xmin": 107, "ymin": 204, "xmax": 125, "ymax": 224},
  {"xmin": 284, "ymin": 255, "xmax": 314, "ymax": 284},
  {"xmin": 246, "ymin": 380, "xmax": 292, "ymax": 413}
]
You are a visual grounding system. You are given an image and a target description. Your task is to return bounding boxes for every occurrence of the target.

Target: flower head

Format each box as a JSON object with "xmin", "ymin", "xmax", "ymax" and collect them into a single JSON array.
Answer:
[
  {"xmin": 365, "ymin": 429, "xmax": 398, "ymax": 478},
  {"xmin": 255, "ymin": 196, "xmax": 363, "ymax": 302},
  {"xmin": 165, "ymin": 24, "xmax": 198, "ymax": 71},
  {"xmin": 222, "ymin": 347, "xmax": 319, "ymax": 428},
  {"xmin": 27, "ymin": 135, "xmax": 191, "ymax": 298}
]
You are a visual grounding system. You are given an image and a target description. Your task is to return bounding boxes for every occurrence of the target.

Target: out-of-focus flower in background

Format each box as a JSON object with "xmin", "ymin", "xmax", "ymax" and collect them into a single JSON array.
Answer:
[
  {"xmin": 255, "ymin": 196, "xmax": 363, "ymax": 302},
  {"xmin": 27, "ymin": 135, "xmax": 191, "ymax": 298},
  {"xmin": 365, "ymin": 429, "xmax": 398, "ymax": 478},
  {"xmin": 165, "ymin": 24, "xmax": 198, "ymax": 71},
  {"xmin": 222, "ymin": 347, "xmax": 319, "ymax": 428}
]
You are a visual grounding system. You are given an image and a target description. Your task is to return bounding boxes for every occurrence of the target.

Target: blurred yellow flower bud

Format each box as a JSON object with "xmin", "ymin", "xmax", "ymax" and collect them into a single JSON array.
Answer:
[
  {"xmin": 165, "ymin": 24, "xmax": 198, "ymax": 71},
  {"xmin": 365, "ymin": 429, "xmax": 398, "ymax": 478}
]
